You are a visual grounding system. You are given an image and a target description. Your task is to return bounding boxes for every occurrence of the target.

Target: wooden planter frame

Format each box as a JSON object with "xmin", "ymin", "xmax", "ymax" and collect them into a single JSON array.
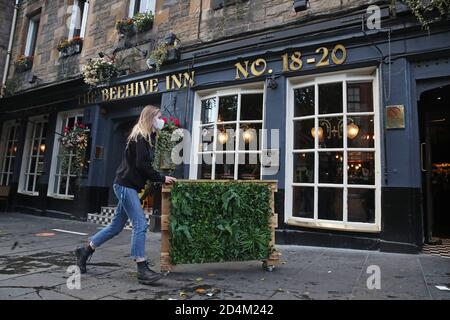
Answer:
[{"xmin": 160, "ymin": 180, "xmax": 280, "ymax": 273}]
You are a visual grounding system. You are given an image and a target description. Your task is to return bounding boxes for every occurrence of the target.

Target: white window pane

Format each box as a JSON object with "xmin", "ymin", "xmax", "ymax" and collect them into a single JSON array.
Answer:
[
  {"xmin": 25, "ymin": 16, "xmax": 40, "ymax": 56},
  {"xmin": 140, "ymin": 0, "xmax": 155, "ymax": 13},
  {"xmin": 80, "ymin": 1, "xmax": 89, "ymax": 38}
]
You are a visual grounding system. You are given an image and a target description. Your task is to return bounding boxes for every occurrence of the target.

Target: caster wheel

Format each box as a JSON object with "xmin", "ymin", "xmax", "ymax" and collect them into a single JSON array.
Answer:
[{"xmin": 262, "ymin": 263, "xmax": 275, "ymax": 272}]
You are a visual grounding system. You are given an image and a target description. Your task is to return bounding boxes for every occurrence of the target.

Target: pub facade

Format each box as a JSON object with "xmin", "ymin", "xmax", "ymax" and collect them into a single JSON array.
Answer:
[{"xmin": 1, "ymin": 0, "xmax": 450, "ymax": 253}]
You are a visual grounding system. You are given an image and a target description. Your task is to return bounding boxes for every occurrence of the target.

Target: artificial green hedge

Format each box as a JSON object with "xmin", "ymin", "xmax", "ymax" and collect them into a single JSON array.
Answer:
[{"xmin": 169, "ymin": 182, "xmax": 273, "ymax": 265}]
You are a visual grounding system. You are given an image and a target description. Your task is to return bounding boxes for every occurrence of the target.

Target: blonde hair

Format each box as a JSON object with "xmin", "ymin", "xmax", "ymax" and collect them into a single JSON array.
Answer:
[{"xmin": 128, "ymin": 105, "xmax": 161, "ymax": 145}]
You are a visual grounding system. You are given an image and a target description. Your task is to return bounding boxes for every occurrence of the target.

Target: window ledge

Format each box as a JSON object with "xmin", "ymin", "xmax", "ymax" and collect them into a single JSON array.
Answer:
[
  {"xmin": 17, "ymin": 191, "xmax": 39, "ymax": 197},
  {"xmin": 47, "ymin": 194, "xmax": 74, "ymax": 201},
  {"xmin": 286, "ymin": 218, "xmax": 381, "ymax": 233}
]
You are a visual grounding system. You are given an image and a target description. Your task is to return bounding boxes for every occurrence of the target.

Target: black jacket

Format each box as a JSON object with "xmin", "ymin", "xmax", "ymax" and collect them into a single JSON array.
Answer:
[{"xmin": 114, "ymin": 132, "xmax": 165, "ymax": 191}]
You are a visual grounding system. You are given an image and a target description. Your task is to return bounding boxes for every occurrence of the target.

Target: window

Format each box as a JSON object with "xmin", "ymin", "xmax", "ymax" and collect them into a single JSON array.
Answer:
[
  {"xmin": 24, "ymin": 13, "xmax": 40, "ymax": 57},
  {"xmin": 190, "ymin": 86, "xmax": 265, "ymax": 180},
  {"xmin": 68, "ymin": 0, "xmax": 89, "ymax": 39},
  {"xmin": 0, "ymin": 121, "xmax": 20, "ymax": 186},
  {"xmin": 48, "ymin": 111, "xmax": 84, "ymax": 199},
  {"xmin": 129, "ymin": 0, "xmax": 156, "ymax": 17},
  {"xmin": 18, "ymin": 116, "xmax": 48, "ymax": 195},
  {"xmin": 286, "ymin": 69, "xmax": 381, "ymax": 232}
]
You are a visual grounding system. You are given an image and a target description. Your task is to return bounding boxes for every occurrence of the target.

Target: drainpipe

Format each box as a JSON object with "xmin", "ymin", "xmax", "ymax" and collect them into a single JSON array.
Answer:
[{"xmin": 1, "ymin": 0, "xmax": 20, "ymax": 98}]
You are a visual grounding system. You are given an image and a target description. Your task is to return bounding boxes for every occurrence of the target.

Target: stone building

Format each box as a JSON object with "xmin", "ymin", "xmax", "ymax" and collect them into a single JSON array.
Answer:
[
  {"xmin": 0, "ymin": 0, "xmax": 449, "ymax": 253},
  {"xmin": 0, "ymin": 0, "xmax": 16, "ymax": 90}
]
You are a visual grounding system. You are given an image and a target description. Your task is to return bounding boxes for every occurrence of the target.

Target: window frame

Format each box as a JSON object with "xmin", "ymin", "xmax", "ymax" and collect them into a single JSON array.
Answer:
[
  {"xmin": 18, "ymin": 115, "xmax": 49, "ymax": 196},
  {"xmin": 47, "ymin": 109, "xmax": 84, "ymax": 200},
  {"xmin": 285, "ymin": 68, "xmax": 382, "ymax": 233},
  {"xmin": 68, "ymin": 0, "xmax": 89, "ymax": 39},
  {"xmin": 128, "ymin": 0, "xmax": 156, "ymax": 17},
  {"xmin": 0, "ymin": 120, "xmax": 20, "ymax": 187},
  {"xmin": 24, "ymin": 13, "xmax": 40, "ymax": 57},
  {"xmin": 190, "ymin": 84, "xmax": 266, "ymax": 181}
]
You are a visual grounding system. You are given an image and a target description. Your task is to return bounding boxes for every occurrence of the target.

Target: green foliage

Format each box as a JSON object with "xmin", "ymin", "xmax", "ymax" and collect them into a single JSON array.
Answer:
[
  {"xmin": 403, "ymin": 0, "xmax": 449, "ymax": 30},
  {"xmin": 169, "ymin": 182, "xmax": 273, "ymax": 265},
  {"xmin": 148, "ymin": 43, "xmax": 170, "ymax": 72},
  {"xmin": 133, "ymin": 12, "xmax": 154, "ymax": 32},
  {"xmin": 3, "ymin": 77, "xmax": 21, "ymax": 97}
]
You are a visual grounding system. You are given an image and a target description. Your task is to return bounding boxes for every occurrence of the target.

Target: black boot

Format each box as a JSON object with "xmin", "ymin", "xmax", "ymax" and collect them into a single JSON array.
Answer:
[
  {"xmin": 75, "ymin": 245, "xmax": 95, "ymax": 274},
  {"xmin": 137, "ymin": 261, "xmax": 162, "ymax": 285}
]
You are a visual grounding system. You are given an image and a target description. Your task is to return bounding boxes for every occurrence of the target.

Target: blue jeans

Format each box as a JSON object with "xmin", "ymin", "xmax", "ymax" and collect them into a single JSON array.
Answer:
[{"xmin": 90, "ymin": 184, "xmax": 148, "ymax": 260}]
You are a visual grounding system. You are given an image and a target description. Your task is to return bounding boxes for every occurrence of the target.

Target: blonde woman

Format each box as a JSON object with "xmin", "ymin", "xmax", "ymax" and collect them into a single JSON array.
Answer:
[{"xmin": 75, "ymin": 105, "xmax": 177, "ymax": 285}]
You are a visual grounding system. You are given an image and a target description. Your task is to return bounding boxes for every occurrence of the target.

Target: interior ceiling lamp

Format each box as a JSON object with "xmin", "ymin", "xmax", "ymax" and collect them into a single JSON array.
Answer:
[
  {"xmin": 347, "ymin": 122, "xmax": 360, "ymax": 140},
  {"xmin": 310, "ymin": 127, "xmax": 324, "ymax": 141},
  {"xmin": 218, "ymin": 131, "xmax": 229, "ymax": 144},
  {"xmin": 311, "ymin": 118, "xmax": 360, "ymax": 140},
  {"xmin": 243, "ymin": 129, "xmax": 255, "ymax": 143},
  {"xmin": 294, "ymin": 0, "xmax": 309, "ymax": 12}
]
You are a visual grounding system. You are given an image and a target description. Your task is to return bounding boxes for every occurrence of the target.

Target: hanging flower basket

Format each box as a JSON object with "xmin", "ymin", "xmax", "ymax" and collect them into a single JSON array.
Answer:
[
  {"xmin": 57, "ymin": 36, "xmax": 83, "ymax": 58},
  {"xmin": 147, "ymin": 41, "xmax": 181, "ymax": 71},
  {"xmin": 80, "ymin": 56, "xmax": 118, "ymax": 87},
  {"xmin": 14, "ymin": 55, "xmax": 33, "ymax": 73},
  {"xmin": 154, "ymin": 117, "xmax": 183, "ymax": 173},
  {"xmin": 59, "ymin": 122, "xmax": 90, "ymax": 179}
]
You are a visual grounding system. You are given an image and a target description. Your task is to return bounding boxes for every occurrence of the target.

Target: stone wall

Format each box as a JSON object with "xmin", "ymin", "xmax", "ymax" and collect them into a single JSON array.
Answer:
[
  {"xmin": 0, "ymin": 0, "xmax": 16, "ymax": 91},
  {"xmin": 5, "ymin": 0, "xmax": 382, "ymax": 94}
]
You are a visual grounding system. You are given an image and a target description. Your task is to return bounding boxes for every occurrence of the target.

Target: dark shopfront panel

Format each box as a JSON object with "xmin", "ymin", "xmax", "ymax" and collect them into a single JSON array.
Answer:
[
  {"xmin": 1, "ymin": 9, "xmax": 449, "ymax": 252},
  {"xmin": 0, "ymin": 84, "xmax": 165, "ymax": 219}
]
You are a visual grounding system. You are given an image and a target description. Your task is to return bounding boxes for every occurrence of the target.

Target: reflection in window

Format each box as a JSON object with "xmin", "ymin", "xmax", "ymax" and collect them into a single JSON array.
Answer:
[
  {"xmin": 294, "ymin": 86, "xmax": 315, "ymax": 117},
  {"xmin": 289, "ymin": 76, "xmax": 378, "ymax": 227},
  {"xmin": 293, "ymin": 187, "xmax": 314, "ymax": 219},
  {"xmin": 348, "ymin": 152, "xmax": 375, "ymax": 185},
  {"xmin": 20, "ymin": 118, "xmax": 48, "ymax": 194},
  {"xmin": 318, "ymin": 117, "xmax": 344, "ymax": 149},
  {"xmin": 318, "ymin": 187, "xmax": 343, "ymax": 221},
  {"xmin": 294, "ymin": 153, "xmax": 314, "ymax": 183},
  {"xmin": 51, "ymin": 113, "xmax": 84, "ymax": 197},
  {"xmin": 319, "ymin": 83, "xmax": 342, "ymax": 114},
  {"xmin": 197, "ymin": 91, "xmax": 264, "ymax": 180},
  {"xmin": 218, "ymin": 95, "xmax": 238, "ymax": 122},
  {"xmin": 201, "ymin": 98, "xmax": 217, "ymax": 124},
  {"xmin": 241, "ymin": 94, "xmax": 263, "ymax": 121},
  {"xmin": 347, "ymin": 82, "xmax": 373, "ymax": 113},
  {"xmin": 319, "ymin": 152, "xmax": 343, "ymax": 184},
  {"xmin": 294, "ymin": 119, "xmax": 315, "ymax": 150},
  {"xmin": 0, "ymin": 121, "xmax": 19, "ymax": 186},
  {"xmin": 348, "ymin": 189, "xmax": 375, "ymax": 223},
  {"xmin": 347, "ymin": 116, "xmax": 374, "ymax": 148}
]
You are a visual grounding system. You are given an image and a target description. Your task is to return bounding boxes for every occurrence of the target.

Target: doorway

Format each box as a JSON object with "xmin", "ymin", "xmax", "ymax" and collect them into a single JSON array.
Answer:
[
  {"xmin": 106, "ymin": 119, "xmax": 136, "ymax": 205},
  {"xmin": 419, "ymin": 84, "xmax": 450, "ymax": 243}
]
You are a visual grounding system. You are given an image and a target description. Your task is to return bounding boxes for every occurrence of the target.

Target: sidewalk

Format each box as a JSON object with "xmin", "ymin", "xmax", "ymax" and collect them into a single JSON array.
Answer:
[{"xmin": 0, "ymin": 212, "xmax": 449, "ymax": 300}]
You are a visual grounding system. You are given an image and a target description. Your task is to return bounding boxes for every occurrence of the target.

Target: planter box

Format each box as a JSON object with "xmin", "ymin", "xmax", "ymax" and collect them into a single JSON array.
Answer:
[
  {"xmin": 117, "ymin": 25, "xmax": 136, "ymax": 37},
  {"xmin": 15, "ymin": 61, "xmax": 33, "ymax": 73},
  {"xmin": 160, "ymin": 180, "xmax": 280, "ymax": 273},
  {"xmin": 59, "ymin": 43, "xmax": 82, "ymax": 58},
  {"xmin": 136, "ymin": 21, "xmax": 153, "ymax": 33}
]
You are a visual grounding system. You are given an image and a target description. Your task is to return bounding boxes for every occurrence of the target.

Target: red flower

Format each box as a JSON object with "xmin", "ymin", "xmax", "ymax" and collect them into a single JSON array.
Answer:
[
  {"xmin": 174, "ymin": 119, "xmax": 180, "ymax": 127},
  {"xmin": 64, "ymin": 126, "xmax": 70, "ymax": 133},
  {"xmin": 79, "ymin": 123, "xmax": 85, "ymax": 129},
  {"xmin": 162, "ymin": 117, "xmax": 167, "ymax": 123}
]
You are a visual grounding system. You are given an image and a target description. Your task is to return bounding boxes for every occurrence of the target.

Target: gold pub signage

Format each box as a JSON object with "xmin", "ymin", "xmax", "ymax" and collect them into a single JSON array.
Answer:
[{"xmin": 78, "ymin": 44, "xmax": 347, "ymax": 106}]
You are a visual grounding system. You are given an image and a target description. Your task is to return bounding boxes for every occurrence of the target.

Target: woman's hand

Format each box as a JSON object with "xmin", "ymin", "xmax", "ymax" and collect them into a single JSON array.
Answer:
[{"xmin": 165, "ymin": 176, "xmax": 177, "ymax": 184}]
